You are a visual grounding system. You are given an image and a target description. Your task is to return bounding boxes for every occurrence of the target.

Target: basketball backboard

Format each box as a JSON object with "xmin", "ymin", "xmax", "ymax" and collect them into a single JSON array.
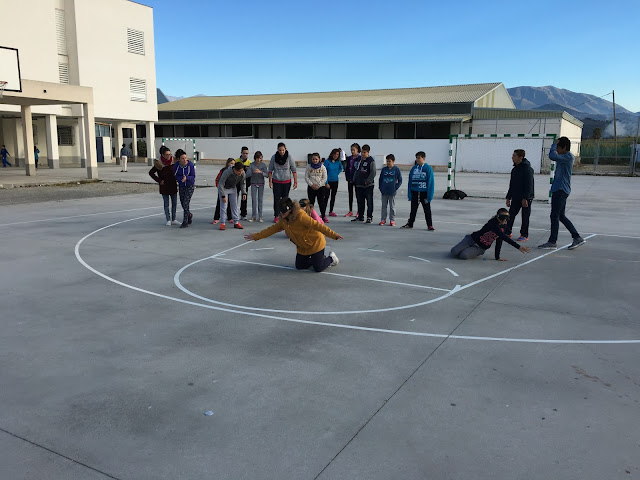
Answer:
[{"xmin": 0, "ymin": 46, "xmax": 22, "ymax": 92}]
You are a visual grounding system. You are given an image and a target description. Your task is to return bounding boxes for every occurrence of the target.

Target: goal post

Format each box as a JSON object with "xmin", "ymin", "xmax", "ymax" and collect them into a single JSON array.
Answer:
[
  {"xmin": 448, "ymin": 133, "xmax": 557, "ymax": 203},
  {"xmin": 161, "ymin": 138, "xmax": 198, "ymax": 164}
]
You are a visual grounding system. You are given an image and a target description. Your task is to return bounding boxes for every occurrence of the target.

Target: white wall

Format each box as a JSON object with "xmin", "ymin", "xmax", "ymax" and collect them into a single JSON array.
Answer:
[
  {"xmin": 154, "ymin": 138, "xmax": 451, "ymax": 167},
  {"xmin": 451, "ymin": 137, "xmax": 546, "ymax": 173}
]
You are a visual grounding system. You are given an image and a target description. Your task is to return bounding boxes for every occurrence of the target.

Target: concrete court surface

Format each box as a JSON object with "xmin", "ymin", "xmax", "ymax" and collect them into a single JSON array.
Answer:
[{"xmin": 1, "ymin": 174, "xmax": 639, "ymax": 480}]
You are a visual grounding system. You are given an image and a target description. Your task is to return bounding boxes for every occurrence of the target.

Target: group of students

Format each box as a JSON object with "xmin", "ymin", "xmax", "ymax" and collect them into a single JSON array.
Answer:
[{"xmin": 148, "ymin": 136, "xmax": 586, "ymax": 271}]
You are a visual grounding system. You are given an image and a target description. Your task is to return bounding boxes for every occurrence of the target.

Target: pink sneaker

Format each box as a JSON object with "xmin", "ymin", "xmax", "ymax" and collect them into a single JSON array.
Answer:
[
  {"xmin": 329, "ymin": 212, "xmax": 337, "ymax": 217},
  {"xmin": 379, "ymin": 220, "xmax": 386, "ymax": 226},
  {"xmin": 273, "ymin": 216, "xmax": 278, "ymax": 223},
  {"xmin": 390, "ymin": 221, "xmax": 395, "ymax": 226},
  {"xmin": 345, "ymin": 211, "xmax": 353, "ymax": 217},
  {"xmin": 322, "ymin": 216, "xmax": 329, "ymax": 223}
]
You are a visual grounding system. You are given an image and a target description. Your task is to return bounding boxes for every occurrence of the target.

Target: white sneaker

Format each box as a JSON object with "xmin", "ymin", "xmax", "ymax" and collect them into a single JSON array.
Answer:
[
  {"xmin": 171, "ymin": 220, "xmax": 180, "ymax": 225},
  {"xmin": 166, "ymin": 220, "xmax": 172, "ymax": 226},
  {"xmin": 329, "ymin": 251, "xmax": 339, "ymax": 267},
  {"xmin": 259, "ymin": 217, "xmax": 264, "ymax": 223}
]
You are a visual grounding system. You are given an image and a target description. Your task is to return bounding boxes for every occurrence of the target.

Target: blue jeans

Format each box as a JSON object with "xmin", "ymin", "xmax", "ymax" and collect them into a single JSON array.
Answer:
[
  {"xmin": 549, "ymin": 190, "xmax": 579, "ymax": 243},
  {"xmin": 2, "ymin": 157, "xmax": 11, "ymax": 167},
  {"xmin": 162, "ymin": 193, "xmax": 177, "ymax": 221}
]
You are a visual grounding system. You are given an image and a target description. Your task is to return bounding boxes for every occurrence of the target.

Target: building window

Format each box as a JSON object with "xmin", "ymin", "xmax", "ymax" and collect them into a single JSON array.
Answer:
[
  {"xmin": 346, "ymin": 123, "xmax": 379, "ymax": 139},
  {"xmin": 58, "ymin": 63, "xmax": 69, "ymax": 84},
  {"xmin": 395, "ymin": 123, "xmax": 415, "ymax": 139},
  {"xmin": 57, "ymin": 126, "xmax": 74, "ymax": 146},
  {"xmin": 95, "ymin": 124, "xmax": 110, "ymax": 138},
  {"xmin": 284, "ymin": 124, "xmax": 312, "ymax": 139},
  {"xmin": 129, "ymin": 78, "xmax": 147, "ymax": 102},
  {"xmin": 55, "ymin": 9, "xmax": 68, "ymax": 55},
  {"xmin": 127, "ymin": 28, "xmax": 145, "ymax": 55},
  {"xmin": 231, "ymin": 125, "xmax": 253, "ymax": 137}
]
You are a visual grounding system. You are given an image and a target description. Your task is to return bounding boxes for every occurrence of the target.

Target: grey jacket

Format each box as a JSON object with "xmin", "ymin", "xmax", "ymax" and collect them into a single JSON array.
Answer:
[
  {"xmin": 218, "ymin": 168, "xmax": 246, "ymax": 195},
  {"xmin": 268, "ymin": 154, "xmax": 297, "ymax": 182},
  {"xmin": 247, "ymin": 161, "xmax": 268, "ymax": 185}
]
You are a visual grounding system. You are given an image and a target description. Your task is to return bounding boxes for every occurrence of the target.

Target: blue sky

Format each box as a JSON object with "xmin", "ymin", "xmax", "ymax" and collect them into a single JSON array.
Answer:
[{"xmin": 147, "ymin": 0, "xmax": 640, "ymax": 112}]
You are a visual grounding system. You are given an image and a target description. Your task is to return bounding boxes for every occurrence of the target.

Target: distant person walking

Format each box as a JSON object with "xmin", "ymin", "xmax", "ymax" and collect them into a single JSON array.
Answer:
[
  {"xmin": 1, "ymin": 145, "xmax": 12, "ymax": 167},
  {"xmin": 268, "ymin": 142, "xmax": 298, "ymax": 223},
  {"xmin": 538, "ymin": 137, "xmax": 586, "ymax": 250},
  {"xmin": 173, "ymin": 149, "xmax": 196, "ymax": 228},
  {"xmin": 34, "ymin": 146, "xmax": 40, "ymax": 170},
  {"xmin": 120, "ymin": 143, "xmax": 132, "ymax": 172},
  {"xmin": 505, "ymin": 149, "xmax": 534, "ymax": 241}
]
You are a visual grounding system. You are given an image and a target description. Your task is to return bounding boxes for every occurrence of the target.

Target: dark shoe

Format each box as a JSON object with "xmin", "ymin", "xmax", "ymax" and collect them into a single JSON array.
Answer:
[
  {"xmin": 401, "ymin": 223, "xmax": 412, "ymax": 229},
  {"xmin": 568, "ymin": 237, "xmax": 586, "ymax": 250},
  {"xmin": 428, "ymin": 226, "xmax": 435, "ymax": 231},
  {"xmin": 180, "ymin": 222, "xmax": 188, "ymax": 228},
  {"xmin": 351, "ymin": 217, "xmax": 360, "ymax": 222},
  {"xmin": 366, "ymin": 218, "xmax": 372, "ymax": 224},
  {"xmin": 188, "ymin": 213, "xmax": 193, "ymax": 224},
  {"xmin": 537, "ymin": 242, "xmax": 557, "ymax": 249}
]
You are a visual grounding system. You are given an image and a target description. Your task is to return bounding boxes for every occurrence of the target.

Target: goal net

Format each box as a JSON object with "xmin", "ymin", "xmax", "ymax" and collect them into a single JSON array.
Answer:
[{"xmin": 161, "ymin": 138, "xmax": 198, "ymax": 163}]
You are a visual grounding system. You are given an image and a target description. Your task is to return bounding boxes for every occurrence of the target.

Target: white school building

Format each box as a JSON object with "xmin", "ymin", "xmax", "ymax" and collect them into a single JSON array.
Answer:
[{"xmin": 0, "ymin": 0, "xmax": 157, "ymax": 178}]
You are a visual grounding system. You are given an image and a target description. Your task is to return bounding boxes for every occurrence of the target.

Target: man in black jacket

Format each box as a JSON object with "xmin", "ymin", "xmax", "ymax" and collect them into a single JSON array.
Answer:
[{"xmin": 505, "ymin": 149, "xmax": 534, "ymax": 241}]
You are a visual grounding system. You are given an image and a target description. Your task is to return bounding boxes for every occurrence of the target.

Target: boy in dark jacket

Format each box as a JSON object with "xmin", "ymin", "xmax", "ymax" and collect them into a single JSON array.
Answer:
[
  {"xmin": 351, "ymin": 144, "xmax": 376, "ymax": 223},
  {"xmin": 173, "ymin": 149, "xmax": 196, "ymax": 228},
  {"xmin": 378, "ymin": 154, "xmax": 402, "ymax": 225},
  {"xmin": 505, "ymin": 149, "xmax": 534, "ymax": 241},
  {"xmin": 149, "ymin": 147, "xmax": 178, "ymax": 225},
  {"xmin": 402, "ymin": 151, "xmax": 435, "ymax": 230}
]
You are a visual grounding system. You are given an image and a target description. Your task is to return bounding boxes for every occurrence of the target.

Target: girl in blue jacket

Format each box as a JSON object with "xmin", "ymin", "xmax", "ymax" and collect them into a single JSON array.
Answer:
[
  {"xmin": 324, "ymin": 148, "xmax": 344, "ymax": 217},
  {"xmin": 173, "ymin": 149, "xmax": 196, "ymax": 228},
  {"xmin": 402, "ymin": 151, "xmax": 435, "ymax": 230}
]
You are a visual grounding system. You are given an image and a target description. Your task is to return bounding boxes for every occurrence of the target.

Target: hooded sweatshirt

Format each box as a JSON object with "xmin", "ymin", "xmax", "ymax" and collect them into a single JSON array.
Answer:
[
  {"xmin": 247, "ymin": 161, "xmax": 268, "ymax": 185},
  {"xmin": 408, "ymin": 163, "xmax": 434, "ymax": 202},
  {"xmin": 352, "ymin": 155, "xmax": 376, "ymax": 188},
  {"xmin": 305, "ymin": 162, "xmax": 327, "ymax": 188},
  {"xmin": 344, "ymin": 154, "xmax": 360, "ymax": 182},
  {"xmin": 549, "ymin": 142, "xmax": 574, "ymax": 195},
  {"xmin": 149, "ymin": 159, "xmax": 178, "ymax": 195},
  {"xmin": 268, "ymin": 151, "xmax": 297, "ymax": 183},
  {"xmin": 173, "ymin": 161, "xmax": 196, "ymax": 187},
  {"xmin": 506, "ymin": 158, "xmax": 535, "ymax": 200},
  {"xmin": 218, "ymin": 168, "xmax": 247, "ymax": 194},
  {"xmin": 471, "ymin": 217, "xmax": 522, "ymax": 260},
  {"xmin": 378, "ymin": 165, "xmax": 403, "ymax": 196},
  {"xmin": 252, "ymin": 203, "xmax": 340, "ymax": 256}
]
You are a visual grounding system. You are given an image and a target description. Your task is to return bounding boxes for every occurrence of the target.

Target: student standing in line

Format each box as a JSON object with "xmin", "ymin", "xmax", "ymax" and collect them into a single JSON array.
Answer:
[
  {"xmin": 244, "ymin": 198, "xmax": 342, "ymax": 272},
  {"xmin": 173, "ymin": 149, "xmax": 196, "ymax": 228},
  {"xmin": 451, "ymin": 208, "xmax": 531, "ymax": 260},
  {"xmin": 352, "ymin": 144, "xmax": 376, "ymax": 223},
  {"xmin": 305, "ymin": 152, "xmax": 329, "ymax": 222},
  {"xmin": 149, "ymin": 146, "xmax": 179, "ymax": 226},
  {"xmin": 236, "ymin": 146, "xmax": 252, "ymax": 220},
  {"xmin": 343, "ymin": 143, "xmax": 361, "ymax": 217},
  {"xmin": 247, "ymin": 151, "xmax": 268, "ymax": 222},
  {"xmin": 1, "ymin": 145, "xmax": 12, "ymax": 167},
  {"xmin": 217, "ymin": 161, "xmax": 247, "ymax": 230},
  {"xmin": 538, "ymin": 137, "xmax": 586, "ymax": 250},
  {"xmin": 212, "ymin": 158, "xmax": 235, "ymax": 224},
  {"xmin": 402, "ymin": 151, "xmax": 435, "ymax": 231},
  {"xmin": 268, "ymin": 142, "xmax": 298, "ymax": 223},
  {"xmin": 324, "ymin": 148, "xmax": 343, "ymax": 217},
  {"xmin": 505, "ymin": 149, "xmax": 534, "ymax": 241},
  {"xmin": 378, "ymin": 154, "xmax": 402, "ymax": 226},
  {"xmin": 120, "ymin": 143, "xmax": 132, "ymax": 172},
  {"xmin": 34, "ymin": 146, "xmax": 40, "ymax": 170}
]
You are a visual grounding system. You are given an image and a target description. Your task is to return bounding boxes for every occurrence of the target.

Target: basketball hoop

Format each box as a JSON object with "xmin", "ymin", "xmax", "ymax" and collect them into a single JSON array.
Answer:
[{"xmin": 0, "ymin": 81, "xmax": 7, "ymax": 98}]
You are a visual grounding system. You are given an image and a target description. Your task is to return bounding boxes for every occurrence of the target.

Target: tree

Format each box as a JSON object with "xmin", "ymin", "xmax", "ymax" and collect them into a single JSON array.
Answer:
[{"xmin": 593, "ymin": 127, "xmax": 602, "ymax": 140}]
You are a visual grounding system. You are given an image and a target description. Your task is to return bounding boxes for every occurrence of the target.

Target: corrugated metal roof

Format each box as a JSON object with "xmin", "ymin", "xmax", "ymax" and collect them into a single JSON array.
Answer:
[
  {"xmin": 473, "ymin": 108, "xmax": 583, "ymax": 127},
  {"xmin": 156, "ymin": 114, "xmax": 472, "ymax": 125},
  {"xmin": 158, "ymin": 83, "xmax": 503, "ymax": 111}
]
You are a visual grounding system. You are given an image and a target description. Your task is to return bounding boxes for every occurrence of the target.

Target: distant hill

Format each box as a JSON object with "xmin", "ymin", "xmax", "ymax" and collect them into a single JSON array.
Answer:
[
  {"xmin": 157, "ymin": 88, "xmax": 206, "ymax": 104},
  {"xmin": 507, "ymin": 86, "xmax": 631, "ymax": 116}
]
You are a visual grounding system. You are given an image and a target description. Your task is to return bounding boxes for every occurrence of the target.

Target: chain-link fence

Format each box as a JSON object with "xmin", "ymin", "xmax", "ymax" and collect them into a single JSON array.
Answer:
[{"xmin": 578, "ymin": 139, "xmax": 639, "ymax": 175}]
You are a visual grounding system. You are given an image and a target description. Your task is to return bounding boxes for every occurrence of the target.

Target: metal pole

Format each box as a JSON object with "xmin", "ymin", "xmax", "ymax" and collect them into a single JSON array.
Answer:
[
  {"xmin": 447, "ymin": 136, "xmax": 454, "ymax": 192},
  {"xmin": 633, "ymin": 116, "xmax": 640, "ymax": 176},
  {"xmin": 612, "ymin": 90, "xmax": 618, "ymax": 164}
]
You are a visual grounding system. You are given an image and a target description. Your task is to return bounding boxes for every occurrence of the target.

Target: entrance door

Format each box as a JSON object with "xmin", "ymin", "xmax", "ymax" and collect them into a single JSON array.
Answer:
[{"xmin": 96, "ymin": 137, "xmax": 104, "ymax": 162}]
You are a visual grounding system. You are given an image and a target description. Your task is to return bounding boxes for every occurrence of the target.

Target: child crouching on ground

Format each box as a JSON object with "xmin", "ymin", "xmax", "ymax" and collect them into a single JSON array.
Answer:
[{"xmin": 451, "ymin": 208, "xmax": 531, "ymax": 260}]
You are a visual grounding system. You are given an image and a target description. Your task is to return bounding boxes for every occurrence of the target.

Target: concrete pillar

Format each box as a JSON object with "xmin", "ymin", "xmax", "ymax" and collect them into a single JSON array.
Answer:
[
  {"xmin": 114, "ymin": 123, "xmax": 123, "ymax": 165},
  {"xmin": 132, "ymin": 126, "xmax": 138, "ymax": 162},
  {"xmin": 12, "ymin": 118, "xmax": 25, "ymax": 167},
  {"xmin": 45, "ymin": 114, "xmax": 60, "ymax": 169},
  {"xmin": 83, "ymin": 103, "xmax": 98, "ymax": 179},
  {"xmin": 21, "ymin": 106, "xmax": 36, "ymax": 176},
  {"xmin": 78, "ymin": 115, "xmax": 87, "ymax": 168},
  {"xmin": 146, "ymin": 121, "xmax": 155, "ymax": 166}
]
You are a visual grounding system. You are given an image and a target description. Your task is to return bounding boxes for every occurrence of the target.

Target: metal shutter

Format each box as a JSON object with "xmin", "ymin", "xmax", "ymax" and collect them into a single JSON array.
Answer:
[
  {"xmin": 129, "ymin": 78, "xmax": 147, "ymax": 102},
  {"xmin": 55, "ymin": 9, "xmax": 68, "ymax": 55},
  {"xmin": 58, "ymin": 63, "xmax": 69, "ymax": 84},
  {"xmin": 127, "ymin": 28, "xmax": 145, "ymax": 55}
]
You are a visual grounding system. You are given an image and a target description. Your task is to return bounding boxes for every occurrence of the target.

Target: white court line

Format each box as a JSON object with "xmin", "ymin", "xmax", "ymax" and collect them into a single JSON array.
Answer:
[
  {"xmin": 358, "ymin": 248, "xmax": 385, "ymax": 253},
  {"xmin": 445, "ymin": 268, "xmax": 459, "ymax": 277},
  {"xmin": 408, "ymin": 256, "xmax": 431, "ymax": 263},
  {"xmin": 74, "ymin": 220, "xmax": 640, "ymax": 343},
  {"xmin": 251, "ymin": 247, "xmax": 275, "ymax": 251},
  {"xmin": 0, "ymin": 205, "xmax": 163, "ymax": 227}
]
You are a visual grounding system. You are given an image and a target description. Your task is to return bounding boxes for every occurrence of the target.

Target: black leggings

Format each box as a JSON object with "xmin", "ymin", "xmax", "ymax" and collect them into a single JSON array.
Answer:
[
  {"xmin": 328, "ymin": 181, "xmax": 339, "ymax": 212},
  {"xmin": 295, "ymin": 248, "xmax": 332, "ymax": 272},
  {"xmin": 307, "ymin": 185, "xmax": 328, "ymax": 217},
  {"xmin": 347, "ymin": 182, "xmax": 355, "ymax": 211}
]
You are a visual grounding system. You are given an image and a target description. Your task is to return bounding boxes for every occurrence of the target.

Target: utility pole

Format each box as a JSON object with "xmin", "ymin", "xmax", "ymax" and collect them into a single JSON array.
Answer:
[{"xmin": 612, "ymin": 90, "xmax": 618, "ymax": 163}]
